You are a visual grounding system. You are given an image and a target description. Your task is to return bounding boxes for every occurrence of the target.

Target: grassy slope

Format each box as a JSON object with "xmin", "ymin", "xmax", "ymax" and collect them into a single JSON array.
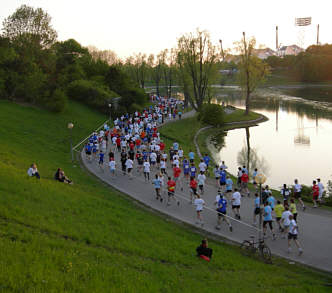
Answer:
[{"xmin": 0, "ymin": 100, "xmax": 331, "ymax": 292}]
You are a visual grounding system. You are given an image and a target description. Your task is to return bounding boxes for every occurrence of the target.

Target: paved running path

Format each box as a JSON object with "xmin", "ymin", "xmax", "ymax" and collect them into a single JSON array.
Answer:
[{"xmin": 80, "ymin": 111, "xmax": 332, "ymax": 273}]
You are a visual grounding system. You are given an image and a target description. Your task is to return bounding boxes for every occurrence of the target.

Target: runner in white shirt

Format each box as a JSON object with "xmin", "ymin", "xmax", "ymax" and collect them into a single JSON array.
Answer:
[
  {"xmin": 281, "ymin": 206, "xmax": 293, "ymax": 239},
  {"xmin": 125, "ymin": 158, "xmax": 134, "ymax": 179},
  {"xmin": 109, "ymin": 160, "xmax": 116, "ymax": 177},
  {"xmin": 198, "ymin": 159, "xmax": 207, "ymax": 173},
  {"xmin": 143, "ymin": 160, "xmax": 150, "ymax": 182},
  {"xmin": 173, "ymin": 158, "xmax": 180, "ymax": 168},
  {"xmin": 178, "ymin": 148, "xmax": 184, "ymax": 162},
  {"xmin": 317, "ymin": 178, "xmax": 324, "ymax": 203},
  {"xmin": 197, "ymin": 171, "xmax": 206, "ymax": 195},
  {"xmin": 287, "ymin": 215, "xmax": 303, "ymax": 255},
  {"xmin": 231, "ymin": 188, "xmax": 241, "ymax": 220},
  {"xmin": 194, "ymin": 194, "xmax": 205, "ymax": 227},
  {"xmin": 150, "ymin": 152, "xmax": 157, "ymax": 170}
]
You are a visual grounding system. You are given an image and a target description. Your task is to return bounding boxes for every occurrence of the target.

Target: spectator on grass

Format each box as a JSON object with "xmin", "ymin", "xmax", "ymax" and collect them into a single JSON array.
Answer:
[
  {"xmin": 27, "ymin": 163, "xmax": 40, "ymax": 179},
  {"xmin": 196, "ymin": 239, "xmax": 213, "ymax": 261},
  {"xmin": 54, "ymin": 168, "xmax": 73, "ymax": 184}
]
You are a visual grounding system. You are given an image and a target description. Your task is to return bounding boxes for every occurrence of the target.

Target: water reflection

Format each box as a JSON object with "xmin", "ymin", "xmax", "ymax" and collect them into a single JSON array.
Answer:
[
  {"xmin": 294, "ymin": 115, "xmax": 310, "ymax": 146},
  {"xmin": 233, "ymin": 127, "xmax": 271, "ymax": 177},
  {"xmin": 210, "ymin": 85, "xmax": 332, "ymax": 188}
]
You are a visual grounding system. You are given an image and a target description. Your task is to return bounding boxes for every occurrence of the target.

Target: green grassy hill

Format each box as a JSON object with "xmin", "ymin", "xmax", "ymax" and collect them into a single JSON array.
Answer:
[{"xmin": 0, "ymin": 100, "xmax": 331, "ymax": 292}]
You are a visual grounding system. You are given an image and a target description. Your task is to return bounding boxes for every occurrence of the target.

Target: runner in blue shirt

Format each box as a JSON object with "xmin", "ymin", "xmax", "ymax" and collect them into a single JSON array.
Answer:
[
  {"xmin": 183, "ymin": 158, "xmax": 190, "ymax": 182},
  {"xmin": 190, "ymin": 163, "xmax": 197, "ymax": 178},
  {"xmin": 263, "ymin": 202, "xmax": 276, "ymax": 239},
  {"xmin": 253, "ymin": 193, "xmax": 260, "ymax": 226},
  {"xmin": 98, "ymin": 151, "xmax": 105, "ymax": 171},
  {"xmin": 188, "ymin": 150, "xmax": 195, "ymax": 163},
  {"xmin": 152, "ymin": 174, "xmax": 163, "ymax": 202},
  {"xmin": 219, "ymin": 169, "xmax": 227, "ymax": 192},
  {"xmin": 215, "ymin": 194, "xmax": 232, "ymax": 232},
  {"xmin": 225, "ymin": 176, "xmax": 233, "ymax": 193}
]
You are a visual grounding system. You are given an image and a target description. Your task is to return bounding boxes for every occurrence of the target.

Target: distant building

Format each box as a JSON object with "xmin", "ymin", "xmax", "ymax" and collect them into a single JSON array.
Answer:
[
  {"xmin": 278, "ymin": 45, "xmax": 304, "ymax": 57},
  {"xmin": 253, "ymin": 48, "xmax": 276, "ymax": 59}
]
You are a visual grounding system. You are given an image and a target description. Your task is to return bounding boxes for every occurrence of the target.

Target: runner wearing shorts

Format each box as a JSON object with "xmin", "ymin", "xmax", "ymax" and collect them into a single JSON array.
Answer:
[
  {"xmin": 263, "ymin": 202, "xmax": 276, "ymax": 240},
  {"xmin": 293, "ymin": 179, "xmax": 306, "ymax": 211},
  {"xmin": 215, "ymin": 193, "xmax": 232, "ymax": 231},
  {"xmin": 288, "ymin": 214, "xmax": 303, "ymax": 255},
  {"xmin": 190, "ymin": 177, "xmax": 198, "ymax": 204},
  {"xmin": 231, "ymin": 188, "xmax": 241, "ymax": 220}
]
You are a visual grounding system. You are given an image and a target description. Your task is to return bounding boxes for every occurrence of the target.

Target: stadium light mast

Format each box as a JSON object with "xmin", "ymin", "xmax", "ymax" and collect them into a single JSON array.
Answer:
[{"xmin": 295, "ymin": 17, "xmax": 312, "ymax": 49}]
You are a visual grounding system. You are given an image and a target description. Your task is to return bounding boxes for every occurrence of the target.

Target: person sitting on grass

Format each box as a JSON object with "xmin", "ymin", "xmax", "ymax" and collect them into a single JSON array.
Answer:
[
  {"xmin": 196, "ymin": 239, "xmax": 213, "ymax": 261},
  {"xmin": 27, "ymin": 163, "xmax": 40, "ymax": 179},
  {"xmin": 54, "ymin": 168, "xmax": 73, "ymax": 184}
]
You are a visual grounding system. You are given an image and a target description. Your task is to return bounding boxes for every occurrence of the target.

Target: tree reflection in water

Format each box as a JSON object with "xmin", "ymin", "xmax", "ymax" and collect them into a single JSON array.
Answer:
[{"xmin": 236, "ymin": 127, "xmax": 270, "ymax": 176}]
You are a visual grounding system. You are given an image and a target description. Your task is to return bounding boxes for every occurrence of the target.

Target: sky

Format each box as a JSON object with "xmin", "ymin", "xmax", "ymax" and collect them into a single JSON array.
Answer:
[{"xmin": 1, "ymin": 0, "xmax": 331, "ymax": 59}]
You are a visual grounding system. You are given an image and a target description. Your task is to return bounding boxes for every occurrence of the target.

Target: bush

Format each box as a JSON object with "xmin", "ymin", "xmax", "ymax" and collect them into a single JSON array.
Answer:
[
  {"xmin": 198, "ymin": 103, "xmax": 225, "ymax": 127},
  {"xmin": 48, "ymin": 88, "xmax": 67, "ymax": 112},
  {"xmin": 67, "ymin": 79, "xmax": 118, "ymax": 113}
]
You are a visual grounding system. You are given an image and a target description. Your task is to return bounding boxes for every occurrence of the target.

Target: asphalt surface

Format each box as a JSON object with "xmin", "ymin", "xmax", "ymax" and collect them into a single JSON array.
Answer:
[{"xmin": 80, "ymin": 111, "xmax": 332, "ymax": 273}]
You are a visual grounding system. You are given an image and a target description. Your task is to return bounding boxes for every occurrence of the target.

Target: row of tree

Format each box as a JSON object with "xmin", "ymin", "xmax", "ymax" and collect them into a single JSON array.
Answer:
[
  {"xmin": 1, "ymin": 4, "xmax": 270, "ymax": 116},
  {"xmin": 0, "ymin": 5, "xmax": 147, "ymax": 114},
  {"xmin": 266, "ymin": 44, "xmax": 332, "ymax": 82}
]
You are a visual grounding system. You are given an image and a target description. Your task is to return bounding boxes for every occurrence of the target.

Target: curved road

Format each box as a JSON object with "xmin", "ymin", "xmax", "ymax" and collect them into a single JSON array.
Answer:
[{"xmin": 80, "ymin": 111, "xmax": 332, "ymax": 273}]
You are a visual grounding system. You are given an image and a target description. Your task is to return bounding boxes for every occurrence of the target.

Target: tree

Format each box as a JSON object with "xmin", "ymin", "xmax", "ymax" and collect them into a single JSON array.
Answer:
[
  {"xmin": 2, "ymin": 5, "xmax": 57, "ymax": 49},
  {"xmin": 236, "ymin": 33, "xmax": 270, "ymax": 115},
  {"xmin": 177, "ymin": 29, "xmax": 220, "ymax": 111}
]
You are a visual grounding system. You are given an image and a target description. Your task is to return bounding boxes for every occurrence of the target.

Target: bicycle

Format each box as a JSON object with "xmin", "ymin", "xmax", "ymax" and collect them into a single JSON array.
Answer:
[{"xmin": 240, "ymin": 235, "xmax": 272, "ymax": 264}]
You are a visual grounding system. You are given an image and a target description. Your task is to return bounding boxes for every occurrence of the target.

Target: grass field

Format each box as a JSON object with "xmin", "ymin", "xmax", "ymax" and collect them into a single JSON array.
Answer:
[{"xmin": 0, "ymin": 100, "xmax": 331, "ymax": 292}]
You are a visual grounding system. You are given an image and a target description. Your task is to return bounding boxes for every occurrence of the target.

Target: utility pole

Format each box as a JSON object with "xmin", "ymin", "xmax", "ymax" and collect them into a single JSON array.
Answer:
[
  {"xmin": 317, "ymin": 24, "xmax": 320, "ymax": 45},
  {"xmin": 219, "ymin": 39, "xmax": 225, "ymax": 61},
  {"xmin": 276, "ymin": 26, "xmax": 279, "ymax": 50}
]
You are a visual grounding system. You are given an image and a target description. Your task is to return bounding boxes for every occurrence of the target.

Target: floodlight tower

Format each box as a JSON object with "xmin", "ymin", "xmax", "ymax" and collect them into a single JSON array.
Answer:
[{"xmin": 295, "ymin": 17, "xmax": 312, "ymax": 49}]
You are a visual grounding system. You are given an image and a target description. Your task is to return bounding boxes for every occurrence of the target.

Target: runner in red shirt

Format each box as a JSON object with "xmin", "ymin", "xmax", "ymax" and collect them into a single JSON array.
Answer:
[
  {"xmin": 116, "ymin": 137, "xmax": 121, "ymax": 152},
  {"xmin": 241, "ymin": 172, "xmax": 250, "ymax": 197},
  {"xmin": 159, "ymin": 141, "xmax": 165, "ymax": 151},
  {"xmin": 312, "ymin": 180, "xmax": 319, "ymax": 208},
  {"xmin": 190, "ymin": 177, "xmax": 198, "ymax": 203},
  {"xmin": 167, "ymin": 177, "xmax": 180, "ymax": 206}
]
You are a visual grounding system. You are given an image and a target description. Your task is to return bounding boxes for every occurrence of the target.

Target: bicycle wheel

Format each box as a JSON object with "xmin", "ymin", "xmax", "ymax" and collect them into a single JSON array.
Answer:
[
  {"xmin": 260, "ymin": 245, "xmax": 272, "ymax": 264},
  {"xmin": 240, "ymin": 240, "xmax": 254, "ymax": 256}
]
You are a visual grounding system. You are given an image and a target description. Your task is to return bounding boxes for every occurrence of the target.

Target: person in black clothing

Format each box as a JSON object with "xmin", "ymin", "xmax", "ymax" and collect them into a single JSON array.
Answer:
[
  {"xmin": 54, "ymin": 168, "xmax": 72, "ymax": 184},
  {"xmin": 196, "ymin": 239, "xmax": 213, "ymax": 260},
  {"xmin": 120, "ymin": 149, "xmax": 127, "ymax": 175}
]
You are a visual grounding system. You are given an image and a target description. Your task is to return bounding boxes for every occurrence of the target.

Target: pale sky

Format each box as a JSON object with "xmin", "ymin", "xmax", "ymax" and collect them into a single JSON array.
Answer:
[{"xmin": 1, "ymin": 0, "xmax": 331, "ymax": 59}]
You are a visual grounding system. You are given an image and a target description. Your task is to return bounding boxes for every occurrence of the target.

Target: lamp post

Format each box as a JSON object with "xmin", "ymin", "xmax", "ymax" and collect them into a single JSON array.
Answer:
[
  {"xmin": 255, "ymin": 173, "xmax": 266, "ymax": 240},
  {"xmin": 68, "ymin": 122, "xmax": 74, "ymax": 162},
  {"xmin": 108, "ymin": 103, "xmax": 112, "ymax": 125}
]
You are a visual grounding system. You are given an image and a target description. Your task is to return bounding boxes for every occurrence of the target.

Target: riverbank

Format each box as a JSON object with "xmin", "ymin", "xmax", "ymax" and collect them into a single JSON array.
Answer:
[{"xmin": 3, "ymin": 100, "xmax": 331, "ymax": 290}]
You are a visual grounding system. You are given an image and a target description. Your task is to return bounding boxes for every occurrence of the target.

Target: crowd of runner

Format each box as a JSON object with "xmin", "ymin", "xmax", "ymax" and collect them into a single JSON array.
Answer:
[{"xmin": 82, "ymin": 95, "xmax": 326, "ymax": 256}]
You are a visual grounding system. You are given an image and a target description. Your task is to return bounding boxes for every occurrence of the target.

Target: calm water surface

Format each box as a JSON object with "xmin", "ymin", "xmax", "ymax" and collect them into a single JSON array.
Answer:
[{"xmin": 208, "ymin": 85, "xmax": 332, "ymax": 189}]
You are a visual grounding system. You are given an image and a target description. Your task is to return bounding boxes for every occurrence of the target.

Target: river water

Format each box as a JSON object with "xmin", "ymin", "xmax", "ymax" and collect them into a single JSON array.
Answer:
[{"xmin": 208, "ymin": 85, "xmax": 332, "ymax": 189}]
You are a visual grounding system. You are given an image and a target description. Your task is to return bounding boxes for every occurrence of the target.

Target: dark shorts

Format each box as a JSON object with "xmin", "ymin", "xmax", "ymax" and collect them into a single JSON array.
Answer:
[
  {"xmin": 127, "ymin": 168, "xmax": 132, "ymax": 173},
  {"xmin": 254, "ymin": 207, "xmax": 261, "ymax": 215},
  {"xmin": 276, "ymin": 217, "xmax": 281, "ymax": 222},
  {"xmin": 232, "ymin": 205, "xmax": 240, "ymax": 209},
  {"xmin": 263, "ymin": 220, "xmax": 273, "ymax": 229},
  {"xmin": 288, "ymin": 233, "xmax": 298, "ymax": 240},
  {"xmin": 217, "ymin": 210, "xmax": 226, "ymax": 217},
  {"xmin": 199, "ymin": 185, "xmax": 204, "ymax": 190},
  {"xmin": 226, "ymin": 189, "xmax": 232, "ymax": 193},
  {"xmin": 168, "ymin": 191, "xmax": 175, "ymax": 196},
  {"xmin": 294, "ymin": 191, "xmax": 302, "ymax": 199},
  {"xmin": 241, "ymin": 182, "xmax": 248, "ymax": 188},
  {"xmin": 86, "ymin": 151, "xmax": 91, "ymax": 155},
  {"xmin": 191, "ymin": 188, "xmax": 197, "ymax": 195},
  {"xmin": 220, "ymin": 182, "xmax": 226, "ymax": 186},
  {"xmin": 215, "ymin": 177, "xmax": 220, "ymax": 180}
]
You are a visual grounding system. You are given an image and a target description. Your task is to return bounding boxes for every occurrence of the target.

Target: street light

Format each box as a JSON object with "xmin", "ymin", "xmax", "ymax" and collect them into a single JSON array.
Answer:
[
  {"xmin": 255, "ymin": 173, "xmax": 266, "ymax": 239},
  {"xmin": 108, "ymin": 103, "xmax": 112, "ymax": 125},
  {"xmin": 68, "ymin": 122, "xmax": 74, "ymax": 162}
]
